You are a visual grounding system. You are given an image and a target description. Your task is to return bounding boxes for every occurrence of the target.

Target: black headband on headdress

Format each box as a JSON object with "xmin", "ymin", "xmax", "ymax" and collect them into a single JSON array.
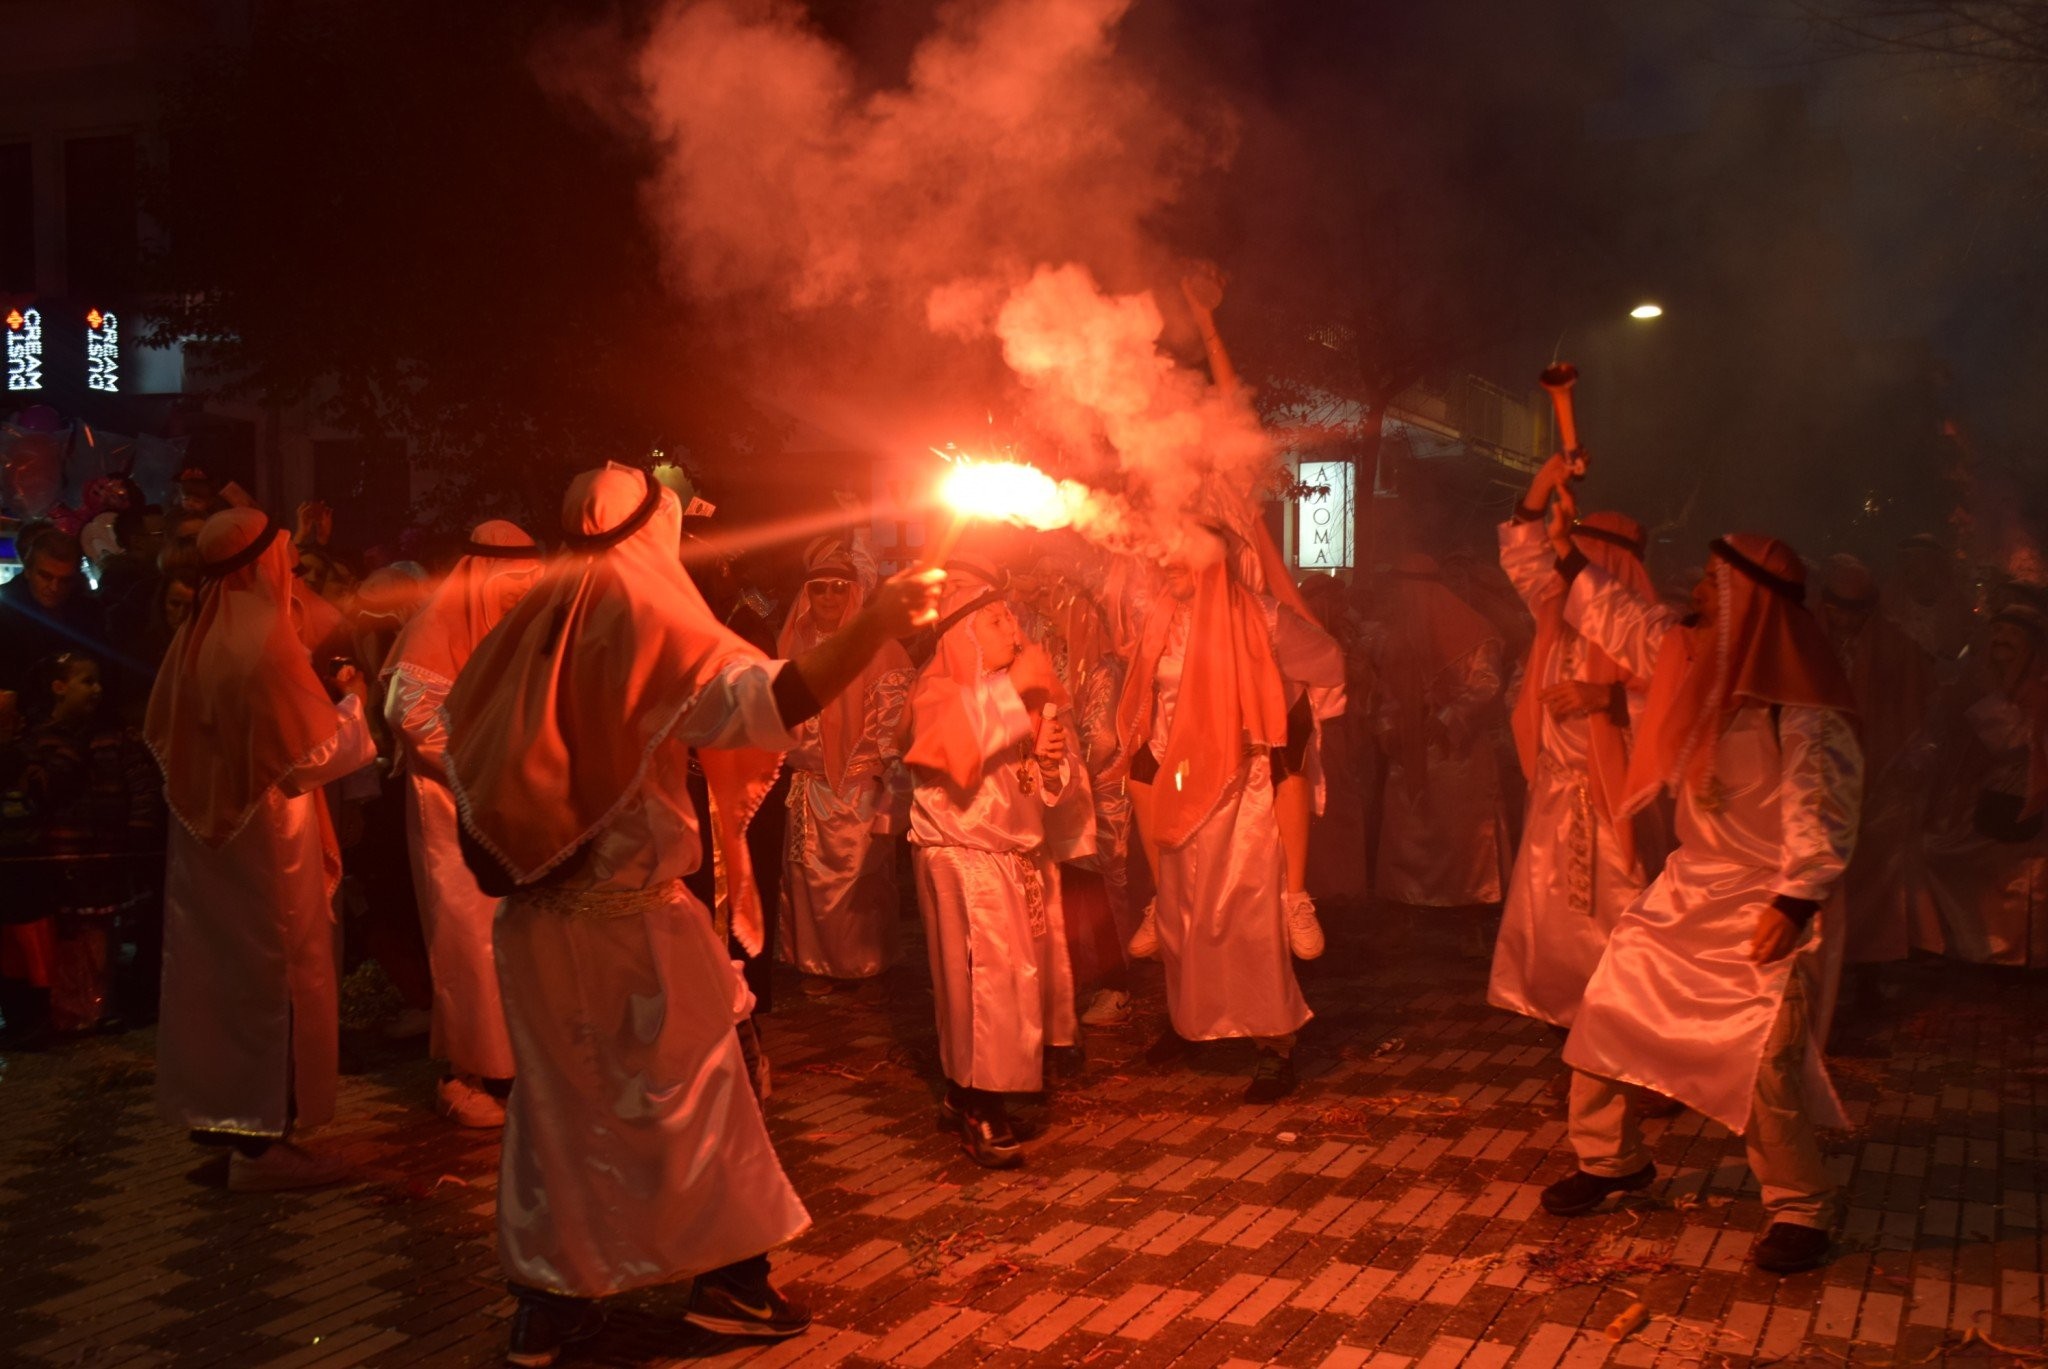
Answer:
[
  {"xmin": 943, "ymin": 559, "xmax": 1009, "ymax": 593},
  {"xmin": 1710, "ymin": 537, "xmax": 1805, "ymax": 603},
  {"xmin": 934, "ymin": 589, "xmax": 1002, "ymax": 637},
  {"xmin": 464, "ymin": 539, "xmax": 540, "ymax": 560},
  {"xmin": 903, "ymin": 588, "xmax": 1005, "ymax": 669},
  {"xmin": 198, "ymin": 517, "xmax": 283, "ymax": 581},
  {"xmin": 1573, "ymin": 523, "xmax": 1647, "ymax": 561},
  {"xmin": 562, "ymin": 470, "xmax": 662, "ymax": 553},
  {"xmin": 805, "ymin": 557, "xmax": 858, "ymax": 583},
  {"xmin": 1992, "ymin": 604, "xmax": 2047, "ymax": 636}
]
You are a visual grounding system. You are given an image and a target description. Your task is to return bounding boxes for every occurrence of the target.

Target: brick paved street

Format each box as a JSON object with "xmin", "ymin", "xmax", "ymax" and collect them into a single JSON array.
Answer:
[{"xmin": 4, "ymin": 911, "xmax": 2045, "ymax": 1368}]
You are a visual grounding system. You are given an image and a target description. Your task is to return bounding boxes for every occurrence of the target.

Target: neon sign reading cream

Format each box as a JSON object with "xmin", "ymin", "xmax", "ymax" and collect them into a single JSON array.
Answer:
[
  {"xmin": 1295, "ymin": 460, "xmax": 1354, "ymax": 570},
  {"xmin": 86, "ymin": 309, "xmax": 119, "ymax": 392},
  {"xmin": 6, "ymin": 308, "xmax": 43, "ymax": 392}
]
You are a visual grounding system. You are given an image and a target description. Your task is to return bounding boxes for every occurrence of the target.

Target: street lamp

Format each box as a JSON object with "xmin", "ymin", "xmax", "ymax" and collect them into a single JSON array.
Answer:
[{"xmin": 1630, "ymin": 303, "xmax": 1664, "ymax": 320}]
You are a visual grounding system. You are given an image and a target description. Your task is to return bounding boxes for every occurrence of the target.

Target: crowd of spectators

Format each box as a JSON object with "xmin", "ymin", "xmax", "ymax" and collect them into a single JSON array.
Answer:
[{"xmin": 0, "ymin": 471, "xmax": 441, "ymax": 1046}]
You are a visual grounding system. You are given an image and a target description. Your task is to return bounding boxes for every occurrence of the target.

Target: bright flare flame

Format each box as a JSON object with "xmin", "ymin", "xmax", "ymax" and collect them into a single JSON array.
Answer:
[
  {"xmin": 936, "ymin": 456, "xmax": 1072, "ymax": 531},
  {"xmin": 1630, "ymin": 303, "xmax": 1663, "ymax": 320}
]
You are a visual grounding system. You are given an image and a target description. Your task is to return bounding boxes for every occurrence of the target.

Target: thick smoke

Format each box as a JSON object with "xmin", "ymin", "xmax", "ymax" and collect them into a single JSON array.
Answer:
[
  {"xmin": 988, "ymin": 263, "xmax": 1272, "ymax": 544},
  {"xmin": 625, "ymin": 0, "xmax": 1282, "ymax": 547}
]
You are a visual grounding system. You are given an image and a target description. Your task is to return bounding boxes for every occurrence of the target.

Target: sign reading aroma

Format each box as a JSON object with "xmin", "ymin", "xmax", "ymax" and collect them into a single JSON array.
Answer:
[{"xmin": 1294, "ymin": 460, "xmax": 1354, "ymax": 570}]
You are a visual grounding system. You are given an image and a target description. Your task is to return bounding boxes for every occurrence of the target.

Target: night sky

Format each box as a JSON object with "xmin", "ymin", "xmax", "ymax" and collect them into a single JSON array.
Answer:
[{"xmin": 92, "ymin": 0, "xmax": 2048, "ymax": 567}]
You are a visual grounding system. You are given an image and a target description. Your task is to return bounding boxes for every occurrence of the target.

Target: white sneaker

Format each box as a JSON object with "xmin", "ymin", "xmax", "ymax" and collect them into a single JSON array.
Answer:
[
  {"xmin": 437, "ymin": 1076, "xmax": 507, "ymax": 1129},
  {"xmin": 1127, "ymin": 902, "xmax": 1161, "ymax": 960},
  {"xmin": 1080, "ymin": 989, "xmax": 1132, "ymax": 1026},
  {"xmin": 1285, "ymin": 892, "xmax": 1325, "ymax": 960},
  {"xmin": 228, "ymin": 1141, "xmax": 349, "ymax": 1192}
]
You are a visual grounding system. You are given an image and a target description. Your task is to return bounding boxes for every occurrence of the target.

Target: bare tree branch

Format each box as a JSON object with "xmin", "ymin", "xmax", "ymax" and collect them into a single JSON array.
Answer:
[{"xmin": 1796, "ymin": 0, "xmax": 2048, "ymax": 67}]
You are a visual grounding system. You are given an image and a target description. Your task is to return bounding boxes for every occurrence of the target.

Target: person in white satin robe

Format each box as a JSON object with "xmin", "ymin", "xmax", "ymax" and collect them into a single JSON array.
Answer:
[
  {"xmin": 1014, "ymin": 558, "xmax": 1135, "ymax": 1024},
  {"xmin": 905, "ymin": 564, "xmax": 1091, "ymax": 1168},
  {"xmin": 381, "ymin": 520, "xmax": 542, "ymax": 1127},
  {"xmin": 442, "ymin": 464, "xmax": 940, "ymax": 1362},
  {"xmin": 1117, "ymin": 523, "xmax": 1342, "ymax": 1104},
  {"xmin": 146, "ymin": 508, "xmax": 378, "ymax": 1192},
  {"xmin": 1174, "ymin": 276, "xmax": 1346, "ymax": 958},
  {"xmin": 774, "ymin": 534, "xmax": 914, "ymax": 997},
  {"xmin": 1490, "ymin": 453, "xmax": 1663, "ymax": 1032},
  {"xmin": 1912, "ymin": 604, "xmax": 2048, "ymax": 966},
  {"xmin": 1815, "ymin": 556, "xmax": 1934, "ymax": 978},
  {"xmin": 1887, "ymin": 533, "xmax": 1974, "ymax": 668},
  {"xmin": 1373, "ymin": 552, "xmax": 1513, "ymax": 912},
  {"xmin": 1533, "ymin": 510, "xmax": 1863, "ymax": 1277}
]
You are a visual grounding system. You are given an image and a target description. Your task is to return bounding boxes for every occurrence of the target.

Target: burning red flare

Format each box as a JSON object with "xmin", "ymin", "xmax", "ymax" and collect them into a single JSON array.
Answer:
[
  {"xmin": 920, "ymin": 452, "xmax": 1086, "ymax": 571},
  {"xmin": 5, "ymin": 310, "xmax": 21, "ymax": 331},
  {"xmin": 86, "ymin": 308, "xmax": 104, "ymax": 329},
  {"xmin": 935, "ymin": 455, "xmax": 1069, "ymax": 529}
]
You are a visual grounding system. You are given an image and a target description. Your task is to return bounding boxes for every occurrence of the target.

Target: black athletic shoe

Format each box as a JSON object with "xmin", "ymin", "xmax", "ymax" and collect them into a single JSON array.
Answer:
[
  {"xmin": 1539, "ymin": 1163, "xmax": 1657, "ymax": 1217},
  {"xmin": 1751, "ymin": 1221, "xmax": 1831, "ymax": 1274},
  {"xmin": 940, "ymin": 1099, "xmax": 1024, "ymax": 1169},
  {"xmin": 1143, "ymin": 1029, "xmax": 1191, "ymax": 1067},
  {"xmin": 505, "ymin": 1293, "xmax": 605, "ymax": 1367},
  {"xmin": 937, "ymin": 1089, "xmax": 1041, "ymax": 1139},
  {"xmin": 1243, "ymin": 1052, "xmax": 1297, "ymax": 1104},
  {"xmin": 684, "ymin": 1273, "xmax": 812, "ymax": 1339}
]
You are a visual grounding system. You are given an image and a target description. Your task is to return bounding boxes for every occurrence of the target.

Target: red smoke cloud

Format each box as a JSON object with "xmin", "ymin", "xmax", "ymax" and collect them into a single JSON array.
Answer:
[{"xmin": 620, "ymin": 0, "xmax": 1284, "ymax": 547}]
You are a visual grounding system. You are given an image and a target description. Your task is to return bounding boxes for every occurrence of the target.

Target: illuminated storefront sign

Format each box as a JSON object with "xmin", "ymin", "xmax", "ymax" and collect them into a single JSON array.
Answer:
[
  {"xmin": 86, "ymin": 308, "xmax": 119, "ymax": 392},
  {"xmin": 6, "ymin": 308, "xmax": 43, "ymax": 391},
  {"xmin": 1295, "ymin": 459, "xmax": 1354, "ymax": 570}
]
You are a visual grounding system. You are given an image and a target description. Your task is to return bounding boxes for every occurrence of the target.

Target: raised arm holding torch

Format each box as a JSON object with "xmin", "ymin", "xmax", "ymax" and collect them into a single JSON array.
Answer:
[{"xmin": 1539, "ymin": 362, "xmax": 1588, "ymax": 476}]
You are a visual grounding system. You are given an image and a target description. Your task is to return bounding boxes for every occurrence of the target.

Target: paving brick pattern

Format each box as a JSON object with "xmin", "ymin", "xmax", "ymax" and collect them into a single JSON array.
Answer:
[{"xmin": 3, "ymin": 913, "xmax": 2044, "ymax": 1368}]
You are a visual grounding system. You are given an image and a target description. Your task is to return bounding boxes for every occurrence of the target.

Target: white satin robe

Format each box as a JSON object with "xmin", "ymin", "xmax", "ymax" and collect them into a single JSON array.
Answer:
[
  {"xmin": 1374, "ymin": 640, "xmax": 1514, "ymax": 908},
  {"xmin": 910, "ymin": 674, "xmax": 1092, "ymax": 1094},
  {"xmin": 157, "ymin": 695, "xmax": 376, "ymax": 1137},
  {"xmin": 1913, "ymin": 690, "xmax": 2048, "ymax": 966},
  {"xmin": 1561, "ymin": 565, "xmax": 1863, "ymax": 1133},
  {"xmin": 1149, "ymin": 602, "xmax": 1335, "ymax": 1043},
  {"xmin": 385, "ymin": 670, "xmax": 515, "ymax": 1079},
  {"xmin": 776, "ymin": 667, "xmax": 913, "ymax": 980},
  {"xmin": 495, "ymin": 658, "xmax": 809, "ymax": 1298},
  {"xmin": 1488, "ymin": 518, "xmax": 1655, "ymax": 1028}
]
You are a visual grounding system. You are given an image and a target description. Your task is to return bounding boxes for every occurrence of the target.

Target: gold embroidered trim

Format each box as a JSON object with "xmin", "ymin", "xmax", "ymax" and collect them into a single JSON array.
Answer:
[
  {"xmin": 1013, "ymin": 852, "xmax": 1048, "ymax": 937},
  {"xmin": 511, "ymin": 879, "xmax": 685, "ymax": 920},
  {"xmin": 1540, "ymin": 750, "xmax": 1596, "ymax": 917}
]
